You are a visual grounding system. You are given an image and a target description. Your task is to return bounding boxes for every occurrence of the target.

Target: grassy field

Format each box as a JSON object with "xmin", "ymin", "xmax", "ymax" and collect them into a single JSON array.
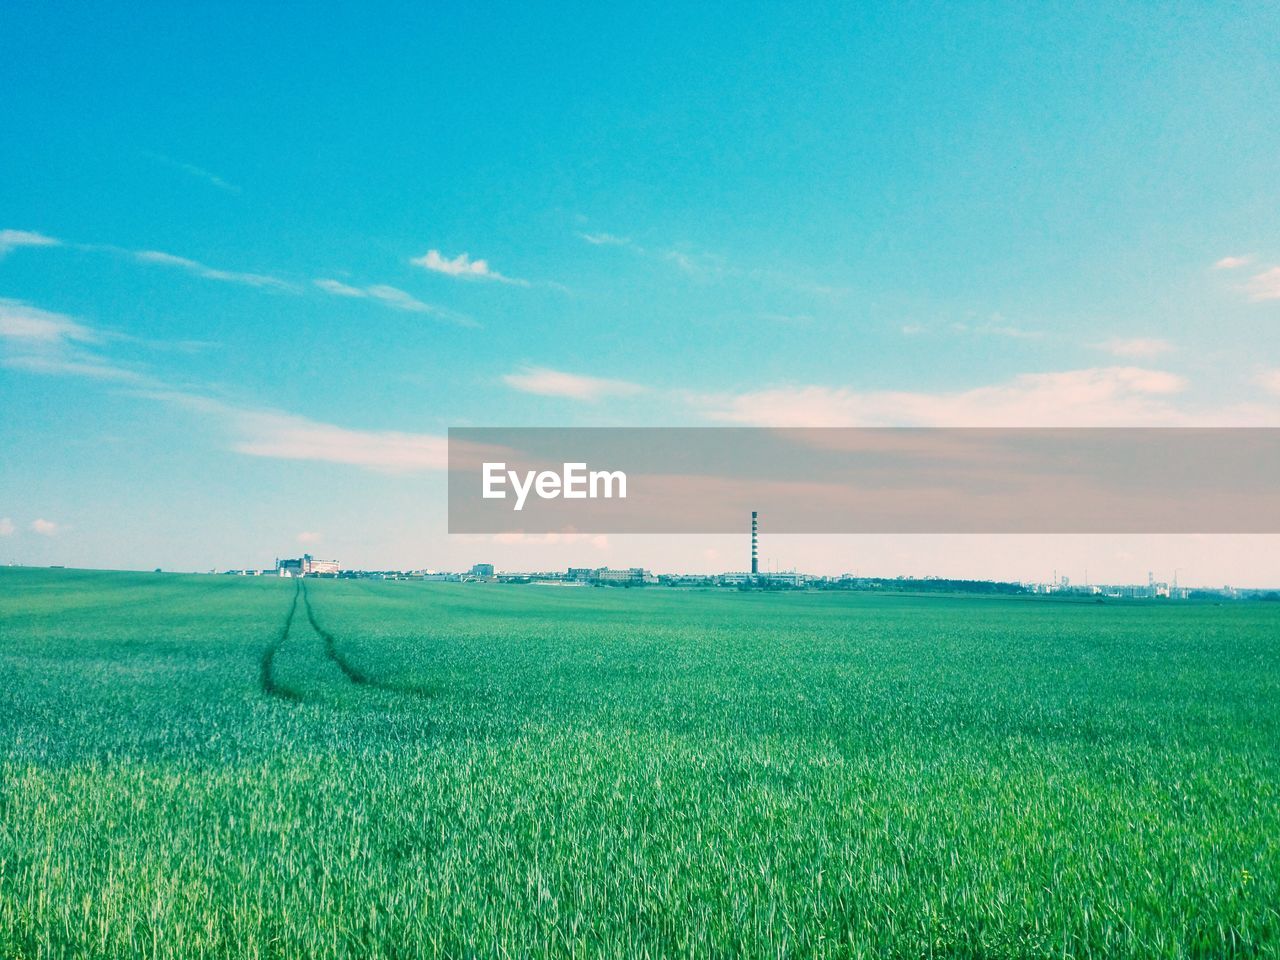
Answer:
[{"xmin": 0, "ymin": 568, "xmax": 1277, "ymax": 959}]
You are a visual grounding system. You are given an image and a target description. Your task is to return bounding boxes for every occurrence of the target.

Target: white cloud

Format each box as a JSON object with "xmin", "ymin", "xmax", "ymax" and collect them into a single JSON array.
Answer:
[
  {"xmin": 579, "ymin": 232, "xmax": 631, "ymax": 246},
  {"xmin": 0, "ymin": 229, "xmax": 60, "ymax": 256},
  {"xmin": 314, "ymin": 278, "xmax": 475, "ymax": 325},
  {"xmin": 1097, "ymin": 337, "xmax": 1175, "ymax": 357},
  {"xmin": 1214, "ymin": 255, "xmax": 1252, "ymax": 270},
  {"xmin": 297, "ymin": 531, "xmax": 323, "ymax": 544},
  {"xmin": 313, "ymin": 278, "xmax": 366, "ymax": 297},
  {"xmin": 411, "ymin": 249, "xmax": 527, "ymax": 286},
  {"xmin": 577, "ymin": 230, "xmax": 834, "ymax": 296},
  {"xmin": 1, "ymin": 299, "xmax": 451, "ymax": 474},
  {"xmin": 231, "ymin": 412, "xmax": 446, "ymax": 472},
  {"xmin": 1258, "ymin": 370, "xmax": 1280, "ymax": 397},
  {"xmin": 4, "ymin": 306, "xmax": 450, "ymax": 475},
  {"xmin": 366, "ymin": 284, "xmax": 443, "ymax": 313},
  {"xmin": 0, "ymin": 518, "xmax": 14, "ymax": 537},
  {"xmin": 0, "ymin": 299, "xmax": 98, "ymax": 344},
  {"xmin": 30, "ymin": 518, "xmax": 60, "ymax": 536},
  {"xmin": 663, "ymin": 249, "xmax": 729, "ymax": 278},
  {"xmin": 502, "ymin": 365, "xmax": 645, "ymax": 401},
  {"xmin": 665, "ymin": 251, "xmax": 698, "ymax": 273},
  {"xmin": 952, "ymin": 321, "xmax": 1043, "ymax": 340},
  {"xmin": 144, "ymin": 153, "xmax": 240, "ymax": 193},
  {"xmin": 0, "ymin": 299, "xmax": 152, "ymax": 384},
  {"xmin": 3, "ymin": 353, "xmax": 150, "ymax": 384},
  {"xmin": 700, "ymin": 367, "xmax": 1194, "ymax": 427},
  {"xmin": 151, "ymin": 394, "xmax": 448, "ymax": 473},
  {"xmin": 135, "ymin": 250, "xmax": 296, "ymax": 291},
  {"xmin": 1245, "ymin": 267, "xmax": 1280, "ymax": 302},
  {"xmin": 580, "ymin": 228, "xmax": 732, "ymax": 279}
]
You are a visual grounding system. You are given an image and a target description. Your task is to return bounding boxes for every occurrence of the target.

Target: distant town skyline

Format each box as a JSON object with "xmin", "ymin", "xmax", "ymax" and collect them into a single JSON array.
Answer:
[{"xmin": 2, "ymin": 3, "xmax": 1278, "ymax": 585}]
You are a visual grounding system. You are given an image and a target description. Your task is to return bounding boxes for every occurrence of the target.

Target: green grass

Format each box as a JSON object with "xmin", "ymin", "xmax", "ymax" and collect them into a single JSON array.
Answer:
[{"xmin": 1, "ymin": 567, "xmax": 1277, "ymax": 959}]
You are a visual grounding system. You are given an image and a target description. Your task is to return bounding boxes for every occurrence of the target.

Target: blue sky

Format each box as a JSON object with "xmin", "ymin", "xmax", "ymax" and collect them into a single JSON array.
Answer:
[{"xmin": 2, "ymin": 1, "xmax": 1279, "ymax": 582}]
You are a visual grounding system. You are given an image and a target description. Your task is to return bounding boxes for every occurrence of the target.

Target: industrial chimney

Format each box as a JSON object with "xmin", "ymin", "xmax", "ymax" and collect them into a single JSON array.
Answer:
[{"xmin": 751, "ymin": 511, "xmax": 758, "ymax": 575}]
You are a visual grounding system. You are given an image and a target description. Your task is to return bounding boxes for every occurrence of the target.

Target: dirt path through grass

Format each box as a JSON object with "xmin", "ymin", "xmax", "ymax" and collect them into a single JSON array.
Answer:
[
  {"xmin": 258, "ymin": 579, "xmax": 302, "ymax": 701},
  {"xmin": 266, "ymin": 578, "xmax": 435, "ymax": 701}
]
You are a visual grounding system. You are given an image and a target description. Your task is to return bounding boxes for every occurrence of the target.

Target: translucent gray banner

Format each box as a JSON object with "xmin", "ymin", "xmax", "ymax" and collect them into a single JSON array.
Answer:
[{"xmin": 448, "ymin": 428, "xmax": 1280, "ymax": 533}]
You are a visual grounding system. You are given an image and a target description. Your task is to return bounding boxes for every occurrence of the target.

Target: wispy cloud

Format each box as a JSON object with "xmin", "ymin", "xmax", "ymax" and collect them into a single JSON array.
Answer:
[
  {"xmin": 1259, "ymin": 370, "xmax": 1280, "ymax": 397},
  {"xmin": 951, "ymin": 320, "xmax": 1044, "ymax": 340},
  {"xmin": 1097, "ymin": 337, "xmax": 1175, "ymax": 357},
  {"xmin": 412, "ymin": 249, "xmax": 528, "ymax": 286},
  {"xmin": 313, "ymin": 278, "xmax": 366, "ymax": 298},
  {"xmin": 904, "ymin": 319, "xmax": 1042, "ymax": 340},
  {"xmin": 3, "ymin": 224, "xmax": 477, "ymax": 322},
  {"xmin": 313, "ymin": 278, "xmax": 475, "ymax": 325},
  {"xmin": 4, "ymin": 353, "xmax": 152, "ymax": 384},
  {"xmin": 579, "ymin": 231, "xmax": 704, "ymax": 274},
  {"xmin": 136, "ymin": 250, "xmax": 296, "ymax": 291},
  {"xmin": 1214, "ymin": 255, "xmax": 1252, "ymax": 270},
  {"xmin": 0, "ymin": 299, "xmax": 98, "ymax": 344},
  {"xmin": 0, "ymin": 518, "xmax": 14, "ymax": 537},
  {"xmin": 144, "ymin": 152, "xmax": 240, "ymax": 193},
  {"xmin": 577, "ymin": 227, "xmax": 842, "ymax": 299},
  {"xmin": 30, "ymin": 518, "xmax": 60, "ymax": 536},
  {"xmin": 366, "ymin": 284, "xmax": 451, "ymax": 314},
  {"xmin": 4, "ymin": 297, "xmax": 451, "ymax": 474},
  {"xmin": 0, "ymin": 229, "xmax": 60, "ymax": 256},
  {"xmin": 1245, "ymin": 266, "xmax": 1280, "ymax": 301},
  {"xmin": 663, "ymin": 248, "xmax": 729, "ymax": 279},
  {"xmin": 0, "ymin": 299, "xmax": 157, "ymax": 385},
  {"xmin": 0, "ymin": 228, "xmax": 302, "ymax": 294},
  {"xmin": 213, "ymin": 401, "xmax": 449, "ymax": 472},
  {"xmin": 297, "ymin": 531, "xmax": 323, "ymax": 544},
  {"xmin": 145, "ymin": 392, "xmax": 448, "ymax": 473},
  {"xmin": 699, "ymin": 367, "xmax": 1197, "ymax": 427},
  {"xmin": 2, "ymin": 228, "xmax": 482, "ymax": 321},
  {"xmin": 502, "ymin": 365, "xmax": 645, "ymax": 401},
  {"xmin": 579, "ymin": 232, "xmax": 631, "ymax": 246},
  {"xmin": 578, "ymin": 229, "xmax": 733, "ymax": 281}
]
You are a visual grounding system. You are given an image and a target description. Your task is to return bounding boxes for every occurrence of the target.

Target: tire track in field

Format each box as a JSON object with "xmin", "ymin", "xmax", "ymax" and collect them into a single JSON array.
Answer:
[
  {"xmin": 300, "ymin": 579, "xmax": 433, "ymax": 699},
  {"xmin": 260, "ymin": 579, "xmax": 304, "ymax": 702}
]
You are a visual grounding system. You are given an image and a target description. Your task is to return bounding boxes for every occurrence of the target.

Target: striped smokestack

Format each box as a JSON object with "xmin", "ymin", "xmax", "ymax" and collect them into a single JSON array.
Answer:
[{"xmin": 751, "ymin": 511, "xmax": 758, "ymax": 575}]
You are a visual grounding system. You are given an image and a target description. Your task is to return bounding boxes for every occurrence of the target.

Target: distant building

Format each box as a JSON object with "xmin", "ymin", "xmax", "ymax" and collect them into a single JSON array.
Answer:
[
  {"xmin": 597, "ymin": 567, "xmax": 656, "ymax": 584},
  {"xmin": 276, "ymin": 554, "xmax": 340, "ymax": 577},
  {"xmin": 720, "ymin": 570, "xmax": 807, "ymax": 587},
  {"xmin": 469, "ymin": 563, "xmax": 495, "ymax": 578},
  {"xmin": 567, "ymin": 566, "xmax": 656, "ymax": 585}
]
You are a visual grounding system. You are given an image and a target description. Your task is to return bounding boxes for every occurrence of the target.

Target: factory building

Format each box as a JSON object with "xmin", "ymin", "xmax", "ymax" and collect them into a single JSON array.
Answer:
[
  {"xmin": 566, "ymin": 566, "xmax": 656, "ymax": 585},
  {"xmin": 721, "ymin": 570, "xmax": 807, "ymax": 587},
  {"xmin": 276, "ymin": 554, "xmax": 340, "ymax": 577}
]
